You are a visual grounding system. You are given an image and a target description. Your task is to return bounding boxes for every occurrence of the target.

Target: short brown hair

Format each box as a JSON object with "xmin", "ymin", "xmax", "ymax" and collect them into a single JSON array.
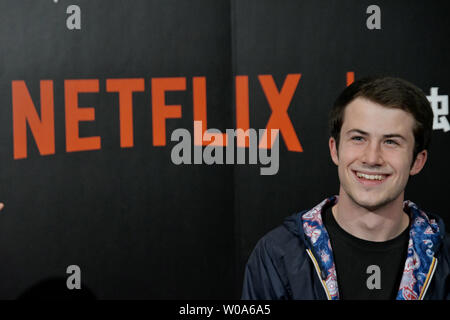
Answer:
[{"xmin": 329, "ymin": 76, "xmax": 433, "ymax": 160}]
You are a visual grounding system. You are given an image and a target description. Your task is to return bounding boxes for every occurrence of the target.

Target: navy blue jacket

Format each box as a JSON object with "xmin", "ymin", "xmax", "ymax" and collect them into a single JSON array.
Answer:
[{"xmin": 242, "ymin": 196, "xmax": 450, "ymax": 300}]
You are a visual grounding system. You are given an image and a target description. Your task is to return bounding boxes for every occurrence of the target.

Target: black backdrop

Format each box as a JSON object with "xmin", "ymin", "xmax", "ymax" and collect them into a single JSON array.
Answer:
[{"xmin": 0, "ymin": 0, "xmax": 448, "ymax": 299}]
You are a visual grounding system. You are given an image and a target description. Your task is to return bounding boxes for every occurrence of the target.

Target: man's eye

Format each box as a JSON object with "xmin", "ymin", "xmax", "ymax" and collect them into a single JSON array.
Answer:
[
  {"xmin": 385, "ymin": 139, "xmax": 398, "ymax": 145},
  {"xmin": 351, "ymin": 136, "xmax": 364, "ymax": 141}
]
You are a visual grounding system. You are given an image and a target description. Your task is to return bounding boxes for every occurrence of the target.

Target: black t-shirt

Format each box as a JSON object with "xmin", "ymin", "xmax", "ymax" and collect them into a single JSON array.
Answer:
[{"xmin": 322, "ymin": 206, "xmax": 410, "ymax": 300}]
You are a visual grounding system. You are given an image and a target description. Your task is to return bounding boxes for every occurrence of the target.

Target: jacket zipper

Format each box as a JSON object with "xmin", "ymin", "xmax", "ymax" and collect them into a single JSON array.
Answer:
[
  {"xmin": 418, "ymin": 257, "xmax": 437, "ymax": 300},
  {"xmin": 306, "ymin": 248, "xmax": 332, "ymax": 300}
]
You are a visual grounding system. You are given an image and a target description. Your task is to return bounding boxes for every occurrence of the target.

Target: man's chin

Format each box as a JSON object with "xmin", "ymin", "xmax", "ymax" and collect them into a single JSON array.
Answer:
[
  {"xmin": 356, "ymin": 202, "xmax": 386, "ymax": 212},
  {"xmin": 348, "ymin": 193, "xmax": 393, "ymax": 212}
]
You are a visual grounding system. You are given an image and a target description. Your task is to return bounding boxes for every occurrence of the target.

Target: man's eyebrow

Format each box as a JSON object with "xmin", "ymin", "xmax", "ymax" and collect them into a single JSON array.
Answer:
[
  {"xmin": 346, "ymin": 129, "xmax": 407, "ymax": 141},
  {"xmin": 345, "ymin": 129, "xmax": 368, "ymax": 135}
]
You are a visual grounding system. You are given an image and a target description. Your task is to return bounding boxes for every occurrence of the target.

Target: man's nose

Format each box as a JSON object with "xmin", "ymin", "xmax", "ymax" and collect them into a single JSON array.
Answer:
[{"xmin": 361, "ymin": 141, "xmax": 384, "ymax": 166}]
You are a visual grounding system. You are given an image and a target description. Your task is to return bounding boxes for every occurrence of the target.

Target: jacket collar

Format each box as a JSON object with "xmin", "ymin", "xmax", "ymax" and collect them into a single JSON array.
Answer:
[{"xmin": 300, "ymin": 196, "xmax": 442, "ymax": 300}]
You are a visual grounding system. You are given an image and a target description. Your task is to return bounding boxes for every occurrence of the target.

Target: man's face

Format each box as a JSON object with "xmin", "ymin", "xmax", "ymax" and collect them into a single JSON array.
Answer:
[{"xmin": 329, "ymin": 97, "xmax": 427, "ymax": 211}]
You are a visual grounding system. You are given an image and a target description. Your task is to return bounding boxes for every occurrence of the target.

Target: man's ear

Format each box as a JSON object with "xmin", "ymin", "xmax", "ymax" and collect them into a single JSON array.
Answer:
[
  {"xmin": 329, "ymin": 137, "xmax": 339, "ymax": 166},
  {"xmin": 410, "ymin": 150, "xmax": 428, "ymax": 176}
]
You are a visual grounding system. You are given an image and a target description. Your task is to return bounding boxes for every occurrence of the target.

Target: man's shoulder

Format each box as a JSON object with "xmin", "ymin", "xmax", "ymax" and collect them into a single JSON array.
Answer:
[
  {"xmin": 252, "ymin": 211, "xmax": 306, "ymax": 258},
  {"xmin": 441, "ymin": 232, "xmax": 450, "ymax": 258}
]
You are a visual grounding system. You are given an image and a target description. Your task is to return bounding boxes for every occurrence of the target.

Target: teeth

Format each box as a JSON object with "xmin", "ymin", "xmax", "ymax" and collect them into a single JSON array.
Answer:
[{"xmin": 356, "ymin": 172, "xmax": 385, "ymax": 181}]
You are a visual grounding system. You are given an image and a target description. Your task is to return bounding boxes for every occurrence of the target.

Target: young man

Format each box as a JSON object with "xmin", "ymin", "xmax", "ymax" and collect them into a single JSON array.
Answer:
[{"xmin": 242, "ymin": 76, "xmax": 450, "ymax": 300}]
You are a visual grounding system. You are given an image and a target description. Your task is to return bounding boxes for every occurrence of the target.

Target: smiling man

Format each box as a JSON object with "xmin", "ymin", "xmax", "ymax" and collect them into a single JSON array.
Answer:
[{"xmin": 242, "ymin": 76, "xmax": 450, "ymax": 300}]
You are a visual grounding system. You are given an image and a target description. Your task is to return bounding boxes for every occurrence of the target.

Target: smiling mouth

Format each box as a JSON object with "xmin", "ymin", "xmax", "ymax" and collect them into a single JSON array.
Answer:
[{"xmin": 352, "ymin": 170, "xmax": 391, "ymax": 185}]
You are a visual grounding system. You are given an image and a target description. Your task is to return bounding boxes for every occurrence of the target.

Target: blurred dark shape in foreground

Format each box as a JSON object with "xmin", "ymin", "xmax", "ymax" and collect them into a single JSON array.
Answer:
[{"xmin": 17, "ymin": 277, "xmax": 96, "ymax": 300}]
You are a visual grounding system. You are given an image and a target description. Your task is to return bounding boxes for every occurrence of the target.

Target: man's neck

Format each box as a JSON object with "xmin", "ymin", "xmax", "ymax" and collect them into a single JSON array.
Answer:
[{"xmin": 331, "ymin": 191, "xmax": 410, "ymax": 242}]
